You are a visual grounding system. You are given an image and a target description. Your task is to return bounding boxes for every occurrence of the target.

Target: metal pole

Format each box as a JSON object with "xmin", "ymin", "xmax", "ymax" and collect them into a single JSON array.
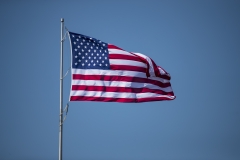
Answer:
[{"xmin": 59, "ymin": 18, "xmax": 64, "ymax": 160}]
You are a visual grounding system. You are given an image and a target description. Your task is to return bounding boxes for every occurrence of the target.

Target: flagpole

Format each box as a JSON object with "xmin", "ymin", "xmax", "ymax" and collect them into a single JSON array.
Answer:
[{"xmin": 59, "ymin": 18, "xmax": 64, "ymax": 160}]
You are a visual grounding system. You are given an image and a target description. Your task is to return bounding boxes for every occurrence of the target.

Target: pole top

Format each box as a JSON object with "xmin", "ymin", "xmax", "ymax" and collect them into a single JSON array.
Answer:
[{"xmin": 61, "ymin": 18, "xmax": 64, "ymax": 22}]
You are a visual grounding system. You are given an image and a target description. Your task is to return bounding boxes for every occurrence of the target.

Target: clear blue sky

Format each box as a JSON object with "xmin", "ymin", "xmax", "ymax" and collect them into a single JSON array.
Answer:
[{"xmin": 0, "ymin": 0, "xmax": 240, "ymax": 160}]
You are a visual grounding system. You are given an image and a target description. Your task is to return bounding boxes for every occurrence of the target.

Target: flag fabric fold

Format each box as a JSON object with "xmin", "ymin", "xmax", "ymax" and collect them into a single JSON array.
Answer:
[{"xmin": 68, "ymin": 31, "xmax": 175, "ymax": 103}]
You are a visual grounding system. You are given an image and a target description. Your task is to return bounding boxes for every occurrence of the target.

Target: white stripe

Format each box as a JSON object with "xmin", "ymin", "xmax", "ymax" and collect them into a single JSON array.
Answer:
[
  {"xmin": 133, "ymin": 52, "xmax": 156, "ymax": 77},
  {"xmin": 108, "ymin": 49, "xmax": 137, "ymax": 56},
  {"xmin": 71, "ymin": 80, "xmax": 173, "ymax": 92},
  {"xmin": 158, "ymin": 67, "xmax": 166, "ymax": 75},
  {"xmin": 70, "ymin": 90, "xmax": 174, "ymax": 99},
  {"xmin": 136, "ymin": 93, "xmax": 175, "ymax": 99},
  {"xmin": 148, "ymin": 76, "xmax": 170, "ymax": 83},
  {"xmin": 72, "ymin": 68, "xmax": 143, "ymax": 77},
  {"xmin": 110, "ymin": 59, "xmax": 146, "ymax": 68},
  {"xmin": 158, "ymin": 66, "xmax": 170, "ymax": 77},
  {"xmin": 72, "ymin": 69, "xmax": 170, "ymax": 83},
  {"xmin": 71, "ymin": 90, "xmax": 135, "ymax": 98}
]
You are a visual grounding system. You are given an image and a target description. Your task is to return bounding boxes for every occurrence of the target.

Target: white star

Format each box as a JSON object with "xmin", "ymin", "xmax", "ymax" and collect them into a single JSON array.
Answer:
[
  {"xmin": 105, "ymin": 64, "xmax": 108, "ymax": 66},
  {"xmin": 86, "ymin": 53, "xmax": 88, "ymax": 55},
  {"xmin": 82, "ymin": 56, "xmax": 85, "ymax": 59},
  {"xmin": 93, "ymin": 43, "xmax": 95, "ymax": 46},
  {"xmin": 102, "ymin": 54, "xmax": 104, "ymax": 56},
  {"xmin": 94, "ymin": 50, "xmax": 96, "ymax": 52},
  {"xmin": 75, "ymin": 49, "xmax": 77, "ymax": 51},
  {"xmin": 100, "ymin": 50, "xmax": 101, "ymax": 53},
  {"xmin": 72, "ymin": 35, "xmax": 74, "ymax": 37},
  {"xmin": 85, "ymin": 60, "xmax": 88, "ymax": 62},
  {"xmin": 83, "ymin": 39, "xmax": 85, "ymax": 42},
  {"xmin": 103, "ymin": 44, "xmax": 105, "ymax": 46},
  {"xmin": 105, "ymin": 50, "xmax": 107, "ymax": 53},
  {"xmin": 82, "ymin": 49, "xmax": 84, "ymax": 52},
  {"xmin": 91, "ymin": 60, "xmax": 93, "ymax": 63},
  {"xmin": 77, "ymin": 45, "xmax": 80, "ymax": 48},
  {"xmin": 88, "ymin": 50, "xmax": 90, "ymax": 52},
  {"xmin": 79, "ymin": 36, "xmax": 81, "ymax": 38},
  {"xmin": 99, "ymin": 57, "xmax": 102, "ymax": 59},
  {"xmin": 99, "ymin": 64, "xmax": 102, "ymax": 66},
  {"xmin": 78, "ymin": 52, "xmax": 81, "ymax": 55},
  {"xmin": 93, "ymin": 63, "xmax": 96, "ymax": 66},
  {"xmin": 97, "ymin": 60, "xmax": 99, "ymax": 63},
  {"xmin": 75, "ymin": 55, "xmax": 78, "ymax": 58},
  {"xmin": 74, "ymin": 42, "xmax": 76, "ymax": 44},
  {"xmin": 102, "ymin": 60, "xmax": 104, "ymax": 63},
  {"xmin": 80, "ymin": 42, "xmax": 83, "ymax": 45},
  {"xmin": 76, "ymin": 39, "xmax": 79, "ymax": 41},
  {"xmin": 99, "ymin": 41, "xmax": 101, "ymax": 43},
  {"xmin": 78, "ymin": 59, "xmax": 81, "ymax": 62},
  {"xmin": 88, "ymin": 63, "xmax": 90, "ymax": 66},
  {"xmin": 91, "ymin": 53, "xmax": 93, "ymax": 56},
  {"xmin": 87, "ymin": 43, "xmax": 89, "ymax": 45},
  {"xmin": 97, "ymin": 53, "xmax": 99, "ymax": 56},
  {"xmin": 82, "ymin": 63, "xmax": 84, "ymax": 66},
  {"xmin": 94, "ymin": 57, "xmax": 96, "ymax": 59},
  {"xmin": 75, "ymin": 62, "xmax": 77, "ymax": 65},
  {"xmin": 88, "ymin": 57, "xmax": 91, "ymax": 59},
  {"xmin": 90, "ymin": 46, "xmax": 93, "ymax": 49},
  {"xmin": 105, "ymin": 57, "xmax": 107, "ymax": 59},
  {"xmin": 96, "ymin": 47, "xmax": 98, "ymax": 49},
  {"xmin": 84, "ymin": 46, "xmax": 87, "ymax": 48}
]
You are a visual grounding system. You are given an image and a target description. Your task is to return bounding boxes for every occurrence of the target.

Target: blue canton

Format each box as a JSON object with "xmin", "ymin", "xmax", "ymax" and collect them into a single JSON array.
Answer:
[{"xmin": 69, "ymin": 32, "xmax": 110, "ymax": 70}]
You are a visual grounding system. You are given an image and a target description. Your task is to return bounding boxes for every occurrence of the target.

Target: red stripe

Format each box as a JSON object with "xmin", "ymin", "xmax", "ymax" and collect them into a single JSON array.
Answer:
[
  {"xmin": 151, "ymin": 58, "xmax": 161, "ymax": 77},
  {"xmin": 70, "ymin": 96, "xmax": 175, "ymax": 103},
  {"xmin": 149, "ymin": 59, "xmax": 170, "ymax": 80},
  {"xmin": 108, "ymin": 44, "xmax": 124, "ymax": 50},
  {"xmin": 109, "ymin": 54, "xmax": 146, "ymax": 64},
  {"xmin": 158, "ymin": 66, "xmax": 171, "ymax": 80},
  {"xmin": 150, "ymin": 58, "xmax": 171, "ymax": 80},
  {"xmin": 130, "ymin": 52, "xmax": 151, "ymax": 77},
  {"xmin": 72, "ymin": 85, "xmax": 174, "ymax": 95},
  {"xmin": 72, "ymin": 74, "xmax": 171, "ymax": 88},
  {"xmin": 110, "ymin": 65, "xmax": 146, "ymax": 73}
]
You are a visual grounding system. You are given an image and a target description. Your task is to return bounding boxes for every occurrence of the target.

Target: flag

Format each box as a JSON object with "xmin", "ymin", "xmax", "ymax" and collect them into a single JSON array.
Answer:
[{"xmin": 68, "ymin": 31, "xmax": 175, "ymax": 103}]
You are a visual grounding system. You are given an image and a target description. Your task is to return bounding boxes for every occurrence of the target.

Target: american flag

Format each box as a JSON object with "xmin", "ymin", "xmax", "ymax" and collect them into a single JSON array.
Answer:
[{"xmin": 68, "ymin": 31, "xmax": 175, "ymax": 103}]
